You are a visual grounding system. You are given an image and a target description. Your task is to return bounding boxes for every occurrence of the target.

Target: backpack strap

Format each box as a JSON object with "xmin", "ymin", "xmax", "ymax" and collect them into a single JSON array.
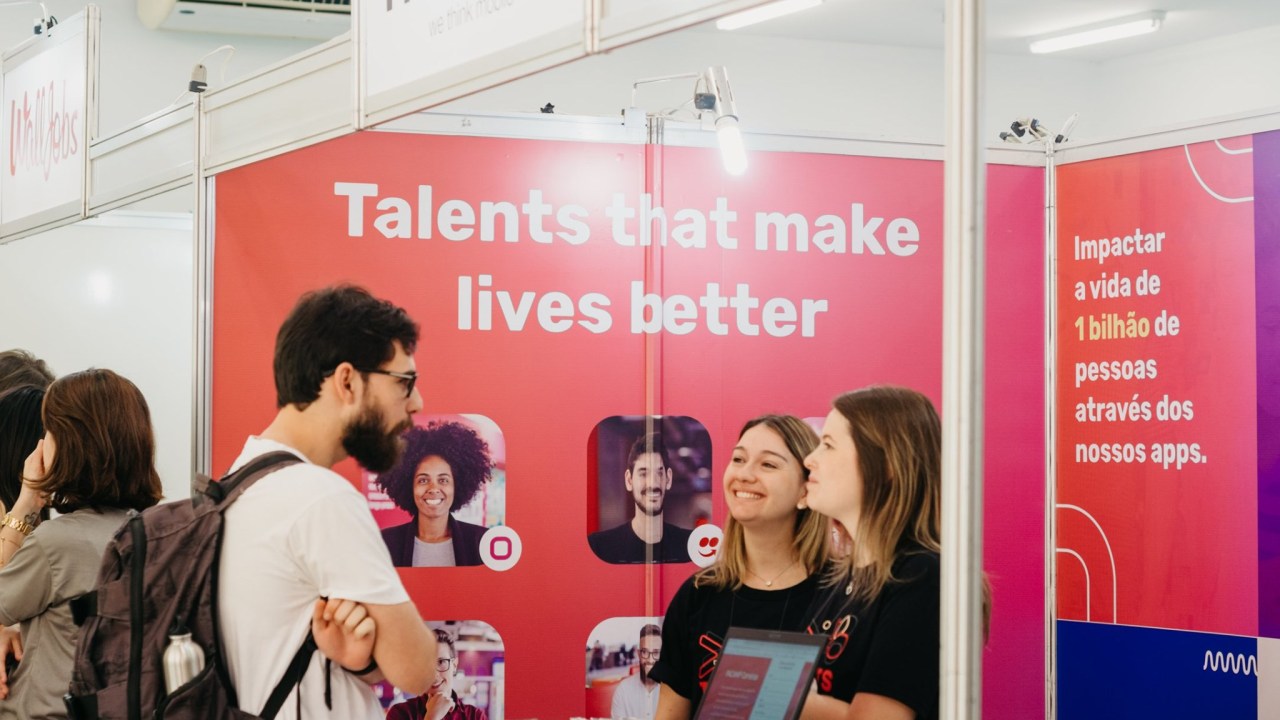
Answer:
[
  {"xmin": 259, "ymin": 632, "xmax": 318, "ymax": 720},
  {"xmin": 213, "ymin": 450, "xmax": 312, "ymax": 719},
  {"xmin": 204, "ymin": 451, "xmax": 304, "ymax": 505}
]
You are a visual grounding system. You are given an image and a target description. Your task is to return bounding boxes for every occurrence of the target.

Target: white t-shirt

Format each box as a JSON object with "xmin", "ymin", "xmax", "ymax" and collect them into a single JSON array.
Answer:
[
  {"xmin": 218, "ymin": 436, "xmax": 410, "ymax": 719},
  {"xmin": 611, "ymin": 674, "xmax": 660, "ymax": 720}
]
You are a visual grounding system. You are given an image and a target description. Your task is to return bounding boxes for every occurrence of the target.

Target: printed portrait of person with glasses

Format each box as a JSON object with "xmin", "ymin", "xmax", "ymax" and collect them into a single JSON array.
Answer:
[
  {"xmin": 586, "ymin": 617, "xmax": 664, "ymax": 720},
  {"xmin": 611, "ymin": 623, "xmax": 663, "ymax": 720},
  {"xmin": 386, "ymin": 628, "xmax": 489, "ymax": 720}
]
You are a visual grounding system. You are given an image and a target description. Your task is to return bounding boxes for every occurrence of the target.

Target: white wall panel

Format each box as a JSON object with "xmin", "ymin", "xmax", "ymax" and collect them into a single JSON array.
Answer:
[{"xmin": 0, "ymin": 211, "xmax": 195, "ymax": 504}]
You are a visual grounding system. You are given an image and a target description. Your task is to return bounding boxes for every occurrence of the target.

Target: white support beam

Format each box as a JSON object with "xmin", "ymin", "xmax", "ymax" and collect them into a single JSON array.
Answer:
[
  {"xmin": 202, "ymin": 34, "xmax": 355, "ymax": 177},
  {"xmin": 88, "ymin": 101, "xmax": 196, "ymax": 216},
  {"xmin": 941, "ymin": 0, "xmax": 986, "ymax": 719}
]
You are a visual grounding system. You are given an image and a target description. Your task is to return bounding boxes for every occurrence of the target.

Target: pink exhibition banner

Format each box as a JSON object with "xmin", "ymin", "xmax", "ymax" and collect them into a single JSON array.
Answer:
[
  {"xmin": 1056, "ymin": 139, "xmax": 1257, "ymax": 634},
  {"xmin": 1054, "ymin": 134, "xmax": 1276, "ymax": 719},
  {"xmin": 211, "ymin": 130, "xmax": 1044, "ymax": 718}
]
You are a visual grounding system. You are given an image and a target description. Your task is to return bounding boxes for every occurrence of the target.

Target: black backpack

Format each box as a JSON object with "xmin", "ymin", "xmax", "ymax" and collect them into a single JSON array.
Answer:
[{"xmin": 64, "ymin": 451, "xmax": 320, "ymax": 719}]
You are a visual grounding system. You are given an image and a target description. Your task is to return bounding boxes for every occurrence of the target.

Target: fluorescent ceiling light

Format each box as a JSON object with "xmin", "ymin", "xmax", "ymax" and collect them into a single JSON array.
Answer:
[
  {"xmin": 1029, "ymin": 10, "xmax": 1165, "ymax": 54},
  {"xmin": 716, "ymin": 0, "xmax": 823, "ymax": 31}
]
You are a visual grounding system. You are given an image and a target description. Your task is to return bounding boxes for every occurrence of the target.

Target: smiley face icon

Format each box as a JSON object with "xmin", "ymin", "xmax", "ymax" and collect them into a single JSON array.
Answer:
[{"xmin": 687, "ymin": 524, "xmax": 724, "ymax": 568}]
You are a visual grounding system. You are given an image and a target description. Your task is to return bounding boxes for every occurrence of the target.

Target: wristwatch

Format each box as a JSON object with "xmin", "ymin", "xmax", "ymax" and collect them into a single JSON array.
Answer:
[{"xmin": 2, "ymin": 514, "xmax": 36, "ymax": 536}]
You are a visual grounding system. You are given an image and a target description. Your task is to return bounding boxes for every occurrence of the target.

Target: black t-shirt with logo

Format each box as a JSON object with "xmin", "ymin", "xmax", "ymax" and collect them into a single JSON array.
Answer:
[
  {"xmin": 805, "ymin": 551, "xmax": 940, "ymax": 719},
  {"xmin": 649, "ymin": 572, "xmax": 819, "ymax": 710}
]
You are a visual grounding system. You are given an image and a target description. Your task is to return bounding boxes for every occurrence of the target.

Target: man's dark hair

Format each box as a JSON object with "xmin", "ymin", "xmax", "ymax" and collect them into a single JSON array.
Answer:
[
  {"xmin": 274, "ymin": 285, "xmax": 419, "ymax": 409},
  {"xmin": 626, "ymin": 432, "xmax": 671, "ymax": 475},
  {"xmin": 378, "ymin": 422, "xmax": 493, "ymax": 515},
  {"xmin": 0, "ymin": 349, "xmax": 54, "ymax": 394},
  {"xmin": 639, "ymin": 623, "xmax": 661, "ymax": 641}
]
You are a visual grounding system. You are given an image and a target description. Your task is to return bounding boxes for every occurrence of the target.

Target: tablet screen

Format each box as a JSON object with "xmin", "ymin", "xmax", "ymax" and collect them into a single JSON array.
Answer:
[{"xmin": 694, "ymin": 628, "xmax": 825, "ymax": 720}]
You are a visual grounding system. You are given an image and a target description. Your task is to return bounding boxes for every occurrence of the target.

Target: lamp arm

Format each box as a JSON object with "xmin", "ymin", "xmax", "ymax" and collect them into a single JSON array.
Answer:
[{"xmin": 630, "ymin": 72, "xmax": 702, "ymax": 109}]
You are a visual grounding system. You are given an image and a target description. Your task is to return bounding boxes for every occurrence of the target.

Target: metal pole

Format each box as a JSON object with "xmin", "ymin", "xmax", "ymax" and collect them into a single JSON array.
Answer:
[
  {"xmin": 643, "ymin": 113, "xmax": 665, "ymax": 614},
  {"xmin": 1042, "ymin": 138, "xmax": 1058, "ymax": 720},
  {"xmin": 191, "ymin": 89, "xmax": 212, "ymax": 481},
  {"xmin": 941, "ymin": 0, "xmax": 985, "ymax": 718}
]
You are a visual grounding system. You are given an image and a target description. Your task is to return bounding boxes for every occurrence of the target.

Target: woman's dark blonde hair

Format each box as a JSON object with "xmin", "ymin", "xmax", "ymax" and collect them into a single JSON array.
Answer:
[
  {"xmin": 826, "ymin": 385, "xmax": 990, "ymax": 637},
  {"xmin": 35, "ymin": 369, "xmax": 163, "ymax": 514},
  {"xmin": 697, "ymin": 414, "xmax": 828, "ymax": 590},
  {"xmin": 825, "ymin": 386, "xmax": 940, "ymax": 600}
]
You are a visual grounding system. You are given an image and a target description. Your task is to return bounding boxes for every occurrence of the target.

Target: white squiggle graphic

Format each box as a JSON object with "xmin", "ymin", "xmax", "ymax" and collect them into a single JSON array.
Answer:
[
  {"xmin": 1213, "ymin": 139, "xmax": 1251, "ymax": 155},
  {"xmin": 1184, "ymin": 144, "xmax": 1253, "ymax": 203},
  {"xmin": 1202, "ymin": 651, "xmax": 1258, "ymax": 676},
  {"xmin": 1056, "ymin": 504, "xmax": 1117, "ymax": 623},
  {"xmin": 1055, "ymin": 548, "xmax": 1091, "ymax": 622}
]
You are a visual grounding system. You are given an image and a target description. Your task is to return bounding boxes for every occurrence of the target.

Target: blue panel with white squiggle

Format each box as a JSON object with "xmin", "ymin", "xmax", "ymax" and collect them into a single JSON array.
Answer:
[{"xmin": 1058, "ymin": 620, "xmax": 1257, "ymax": 719}]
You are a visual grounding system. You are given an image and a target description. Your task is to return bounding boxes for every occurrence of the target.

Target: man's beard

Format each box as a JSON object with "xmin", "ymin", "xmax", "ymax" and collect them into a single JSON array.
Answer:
[
  {"xmin": 342, "ymin": 406, "xmax": 408, "ymax": 473},
  {"xmin": 634, "ymin": 492, "xmax": 664, "ymax": 516}
]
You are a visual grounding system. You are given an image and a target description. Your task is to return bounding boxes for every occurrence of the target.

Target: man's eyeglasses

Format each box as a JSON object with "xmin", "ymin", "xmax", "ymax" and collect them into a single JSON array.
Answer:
[
  {"xmin": 638, "ymin": 649, "xmax": 660, "ymax": 660},
  {"xmin": 435, "ymin": 657, "xmax": 457, "ymax": 672},
  {"xmin": 355, "ymin": 368, "xmax": 418, "ymax": 399}
]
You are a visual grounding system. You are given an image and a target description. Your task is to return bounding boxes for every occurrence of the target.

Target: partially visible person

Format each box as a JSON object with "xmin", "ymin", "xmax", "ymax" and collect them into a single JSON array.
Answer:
[
  {"xmin": 218, "ymin": 285, "xmax": 436, "ymax": 718},
  {"xmin": 0, "ymin": 351, "xmax": 54, "ymax": 519},
  {"xmin": 0, "ymin": 386, "xmax": 46, "ymax": 519},
  {"xmin": 588, "ymin": 433, "xmax": 692, "ymax": 564},
  {"xmin": 651, "ymin": 415, "xmax": 827, "ymax": 719},
  {"xmin": 800, "ymin": 386, "xmax": 988, "ymax": 720},
  {"xmin": 378, "ymin": 422, "xmax": 494, "ymax": 567},
  {"xmin": 590, "ymin": 639, "xmax": 606, "ymax": 671},
  {"xmin": 386, "ymin": 628, "xmax": 487, "ymax": 720},
  {"xmin": 612, "ymin": 623, "xmax": 662, "ymax": 720},
  {"xmin": 0, "ymin": 350, "xmax": 54, "ymax": 395},
  {"xmin": 0, "ymin": 369, "xmax": 163, "ymax": 718}
]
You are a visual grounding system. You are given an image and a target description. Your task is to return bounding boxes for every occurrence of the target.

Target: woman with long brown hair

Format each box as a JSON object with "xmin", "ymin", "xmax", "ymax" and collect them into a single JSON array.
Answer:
[
  {"xmin": 0, "ymin": 369, "xmax": 163, "ymax": 718},
  {"xmin": 801, "ymin": 386, "xmax": 985, "ymax": 720},
  {"xmin": 650, "ymin": 414, "xmax": 829, "ymax": 719}
]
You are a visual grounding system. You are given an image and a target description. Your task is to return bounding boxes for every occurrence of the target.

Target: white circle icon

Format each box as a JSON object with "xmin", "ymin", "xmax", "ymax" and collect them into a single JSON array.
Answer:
[
  {"xmin": 687, "ymin": 524, "xmax": 724, "ymax": 568},
  {"xmin": 480, "ymin": 526, "xmax": 523, "ymax": 571}
]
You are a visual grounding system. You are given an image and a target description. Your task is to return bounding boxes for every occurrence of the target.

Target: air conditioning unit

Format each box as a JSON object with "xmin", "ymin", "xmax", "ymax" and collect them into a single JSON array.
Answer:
[{"xmin": 138, "ymin": 0, "xmax": 350, "ymax": 40}]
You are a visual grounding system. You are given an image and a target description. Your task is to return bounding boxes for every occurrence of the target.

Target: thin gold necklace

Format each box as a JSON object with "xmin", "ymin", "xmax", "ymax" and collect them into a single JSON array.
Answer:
[{"xmin": 747, "ymin": 559, "xmax": 798, "ymax": 588}]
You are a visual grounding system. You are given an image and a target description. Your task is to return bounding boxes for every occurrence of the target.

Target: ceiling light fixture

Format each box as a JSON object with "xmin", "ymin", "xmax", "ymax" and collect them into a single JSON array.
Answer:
[
  {"xmin": 1028, "ymin": 10, "xmax": 1166, "ymax": 54},
  {"xmin": 716, "ymin": 0, "xmax": 823, "ymax": 31},
  {"xmin": 629, "ymin": 65, "xmax": 748, "ymax": 176},
  {"xmin": 702, "ymin": 66, "xmax": 747, "ymax": 176}
]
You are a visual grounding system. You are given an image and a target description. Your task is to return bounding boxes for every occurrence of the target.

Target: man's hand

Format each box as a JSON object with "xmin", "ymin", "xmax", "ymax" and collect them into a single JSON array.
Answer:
[
  {"xmin": 311, "ymin": 598, "xmax": 376, "ymax": 673},
  {"xmin": 425, "ymin": 690, "xmax": 455, "ymax": 720},
  {"xmin": 0, "ymin": 625, "xmax": 23, "ymax": 700}
]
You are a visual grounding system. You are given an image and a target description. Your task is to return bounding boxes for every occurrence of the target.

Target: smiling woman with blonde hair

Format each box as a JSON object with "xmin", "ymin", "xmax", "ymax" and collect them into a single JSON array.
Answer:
[{"xmin": 650, "ymin": 414, "xmax": 829, "ymax": 719}]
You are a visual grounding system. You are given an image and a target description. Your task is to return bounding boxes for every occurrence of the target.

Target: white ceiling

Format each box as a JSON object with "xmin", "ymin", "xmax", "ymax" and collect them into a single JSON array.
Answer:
[{"xmin": 716, "ymin": 0, "xmax": 1280, "ymax": 59}]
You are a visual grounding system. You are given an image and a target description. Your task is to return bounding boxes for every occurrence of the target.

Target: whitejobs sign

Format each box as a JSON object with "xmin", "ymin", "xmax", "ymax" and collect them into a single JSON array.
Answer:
[
  {"xmin": 360, "ymin": 0, "xmax": 583, "ymax": 123},
  {"xmin": 1, "ymin": 10, "xmax": 95, "ymax": 238}
]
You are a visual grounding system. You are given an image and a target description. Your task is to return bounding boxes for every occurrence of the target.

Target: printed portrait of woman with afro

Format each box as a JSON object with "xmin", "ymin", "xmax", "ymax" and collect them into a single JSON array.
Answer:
[{"xmin": 378, "ymin": 420, "xmax": 496, "ymax": 567}]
